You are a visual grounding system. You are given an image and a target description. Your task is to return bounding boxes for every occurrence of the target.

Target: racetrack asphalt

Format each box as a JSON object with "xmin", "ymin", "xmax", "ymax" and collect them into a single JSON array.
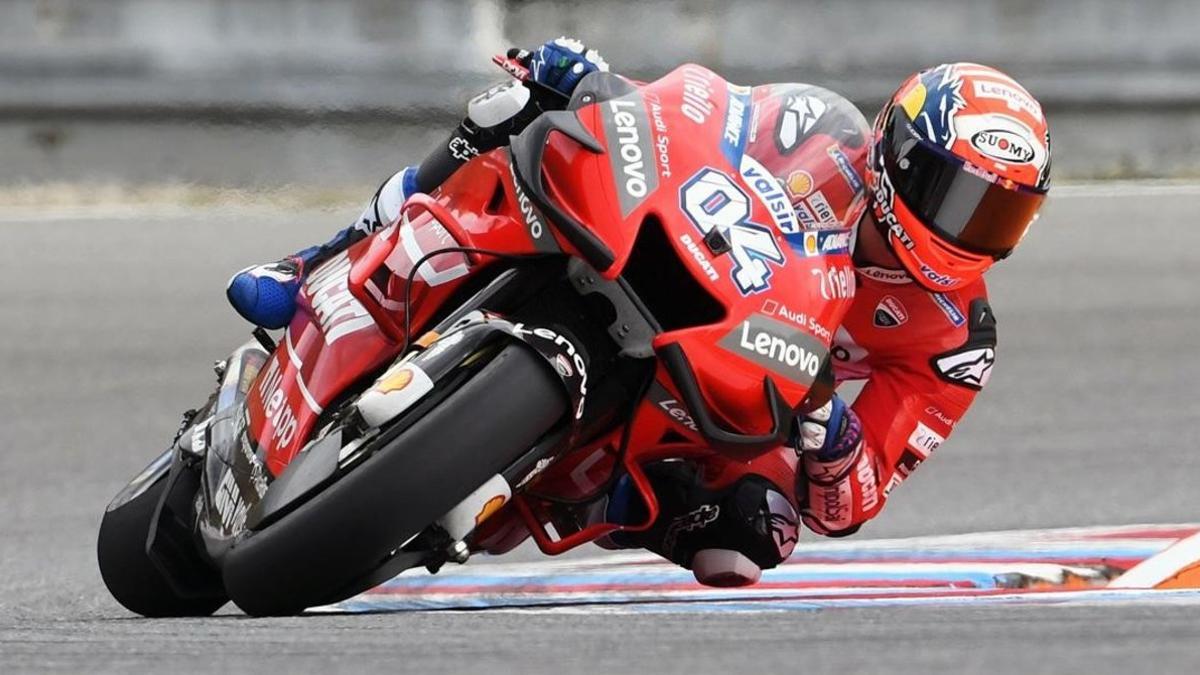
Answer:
[{"xmin": 1, "ymin": 186, "xmax": 1199, "ymax": 673}]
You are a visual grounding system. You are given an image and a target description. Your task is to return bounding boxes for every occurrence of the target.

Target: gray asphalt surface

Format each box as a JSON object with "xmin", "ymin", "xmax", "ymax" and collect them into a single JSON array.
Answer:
[{"xmin": 1, "ymin": 188, "xmax": 1199, "ymax": 672}]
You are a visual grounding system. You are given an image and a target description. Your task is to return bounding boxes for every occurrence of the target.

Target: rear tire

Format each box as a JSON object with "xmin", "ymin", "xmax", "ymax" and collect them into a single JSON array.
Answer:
[
  {"xmin": 222, "ymin": 343, "xmax": 567, "ymax": 616},
  {"xmin": 97, "ymin": 467, "xmax": 228, "ymax": 617}
]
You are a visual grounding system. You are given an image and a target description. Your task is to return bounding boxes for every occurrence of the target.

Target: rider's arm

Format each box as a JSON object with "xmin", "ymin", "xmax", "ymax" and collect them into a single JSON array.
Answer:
[
  {"xmin": 359, "ymin": 39, "xmax": 610, "ymax": 228},
  {"xmin": 413, "ymin": 39, "xmax": 612, "ymax": 193},
  {"xmin": 303, "ymin": 40, "xmax": 611, "ymax": 267},
  {"xmin": 800, "ymin": 288, "xmax": 997, "ymax": 537}
]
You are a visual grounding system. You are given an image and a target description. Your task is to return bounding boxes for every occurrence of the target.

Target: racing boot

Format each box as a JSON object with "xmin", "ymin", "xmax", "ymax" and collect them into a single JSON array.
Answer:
[
  {"xmin": 592, "ymin": 461, "xmax": 799, "ymax": 587},
  {"xmin": 226, "ymin": 167, "xmax": 417, "ymax": 328},
  {"xmin": 226, "ymin": 256, "xmax": 307, "ymax": 329}
]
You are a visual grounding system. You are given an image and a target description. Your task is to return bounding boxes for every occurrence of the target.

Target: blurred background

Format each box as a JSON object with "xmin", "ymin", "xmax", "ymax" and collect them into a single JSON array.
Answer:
[
  {"xmin": 3, "ymin": 5, "xmax": 1200, "ymax": 660},
  {"xmin": 2, "ymin": 0, "xmax": 1199, "ymax": 199}
]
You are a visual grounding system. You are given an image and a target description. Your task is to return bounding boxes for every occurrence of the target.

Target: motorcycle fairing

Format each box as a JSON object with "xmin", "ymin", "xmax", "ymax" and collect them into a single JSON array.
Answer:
[
  {"xmin": 512, "ymin": 64, "xmax": 857, "ymax": 437},
  {"xmin": 230, "ymin": 64, "xmax": 864, "ymax": 556}
]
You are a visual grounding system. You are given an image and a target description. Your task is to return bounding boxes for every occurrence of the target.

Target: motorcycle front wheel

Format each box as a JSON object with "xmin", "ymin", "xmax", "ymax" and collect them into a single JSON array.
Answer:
[
  {"xmin": 97, "ymin": 458, "xmax": 228, "ymax": 617},
  {"xmin": 221, "ymin": 342, "xmax": 567, "ymax": 616}
]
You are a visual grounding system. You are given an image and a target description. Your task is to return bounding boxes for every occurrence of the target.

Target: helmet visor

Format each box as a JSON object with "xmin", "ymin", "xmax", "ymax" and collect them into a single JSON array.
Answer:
[{"xmin": 882, "ymin": 110, "xmax": 1047, "ymax": 258}]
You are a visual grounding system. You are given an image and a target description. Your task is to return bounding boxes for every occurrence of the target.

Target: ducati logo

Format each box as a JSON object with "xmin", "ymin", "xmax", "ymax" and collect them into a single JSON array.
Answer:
[{"xmin": 873, "ymin": 295, "xmax": 909, "ymax": 328}]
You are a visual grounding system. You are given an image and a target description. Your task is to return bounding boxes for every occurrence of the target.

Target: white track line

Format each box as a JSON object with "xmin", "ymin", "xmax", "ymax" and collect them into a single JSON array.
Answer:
[{"xmin": 1109, "ymin": 531, "xmax": 1200, "ymax": 589}]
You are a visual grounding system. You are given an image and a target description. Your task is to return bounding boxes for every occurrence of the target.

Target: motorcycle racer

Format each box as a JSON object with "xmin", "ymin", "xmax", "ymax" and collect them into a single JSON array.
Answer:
[{"xmin": 226, "ymin": 42, "xmax": 1051, "ymax": 586}]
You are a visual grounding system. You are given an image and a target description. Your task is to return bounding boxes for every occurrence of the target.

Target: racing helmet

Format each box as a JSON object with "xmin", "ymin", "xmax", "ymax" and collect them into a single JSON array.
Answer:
[{"xmin": 867, "ymin": 63, "xmax": 1051, "ymax": 291}]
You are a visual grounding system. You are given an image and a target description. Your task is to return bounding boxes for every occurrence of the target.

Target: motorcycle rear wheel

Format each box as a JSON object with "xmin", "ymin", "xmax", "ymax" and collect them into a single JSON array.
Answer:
[{"xmin": 221, "ymin": 342, "xmax": 567, "ymax": 616}]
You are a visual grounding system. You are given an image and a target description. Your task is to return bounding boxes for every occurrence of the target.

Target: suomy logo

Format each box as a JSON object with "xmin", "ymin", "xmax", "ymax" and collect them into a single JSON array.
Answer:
[{"xmin": 970, "ymin": 128, "xmax": 1036, "ymax": 164}]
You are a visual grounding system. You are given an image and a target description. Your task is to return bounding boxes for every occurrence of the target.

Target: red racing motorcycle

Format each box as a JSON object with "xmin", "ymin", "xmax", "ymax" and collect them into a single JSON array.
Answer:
[{"xmin": 98, "ymin": 64, "xmax": 858, "ymax": 616}]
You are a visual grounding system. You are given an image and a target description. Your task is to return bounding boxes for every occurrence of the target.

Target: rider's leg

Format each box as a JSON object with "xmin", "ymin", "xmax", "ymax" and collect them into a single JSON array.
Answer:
[
  {"xmin": 226, "ymin": 77, "xmax": 542, "ymax": 329},
  {"xmin": 225, "ymin": 167, "xmax": 418, "ymax": 328},
  {"xmin": 598, "ymin": 449, "xmax": 801, "ymax": 587}
]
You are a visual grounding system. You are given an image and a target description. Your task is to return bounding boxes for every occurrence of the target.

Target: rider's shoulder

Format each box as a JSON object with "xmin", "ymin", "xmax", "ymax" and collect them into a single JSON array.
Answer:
[{"xmin": 850, "ymin": 275, "xmax": 995, "ymax": 359}]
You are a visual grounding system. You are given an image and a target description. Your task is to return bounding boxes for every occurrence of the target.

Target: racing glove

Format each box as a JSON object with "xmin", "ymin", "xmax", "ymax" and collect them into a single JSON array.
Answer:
[
  {"xmin": 516, "ymin": 37, "xmax": 610, "ymax": 98},
  {"xmin": 411, "ymin": 37, "xmax": 607, "ymax": 193},
  {"xmin": 795, "ymin": 395, "xmax": 879, "ymax": 537}
]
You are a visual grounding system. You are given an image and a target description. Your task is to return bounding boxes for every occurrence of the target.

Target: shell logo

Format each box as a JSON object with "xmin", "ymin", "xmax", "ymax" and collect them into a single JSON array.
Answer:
[
  {"xmin": 474, "ymin": 494, "xmax": 508, "ymax": 525},
  {"xmin": 376, "ymin": 367, "xmax": 414, "ymax": 394},
  {"xmin": 786, "ymin": 170, "xmax": 814, "ymax": 198}
]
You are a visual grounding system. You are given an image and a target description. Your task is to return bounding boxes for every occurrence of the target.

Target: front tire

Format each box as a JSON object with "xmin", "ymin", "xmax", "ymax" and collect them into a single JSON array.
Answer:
[
  {"xmin": 221, "ymin": 343, "xmax": 567, "ymax": 616},
  {"xmin": 97, "ymin": 464, "xmax": 228, "ymax": 617}
]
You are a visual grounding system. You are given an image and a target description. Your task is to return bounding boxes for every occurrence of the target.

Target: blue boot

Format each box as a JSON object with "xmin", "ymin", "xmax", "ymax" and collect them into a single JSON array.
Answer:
[
  {"xmin": 225, "ymin": 257, "xmax": 304, "ymax": 329},
  {"xmin": 227, "ymin": 166, "xmax": 418, "ymax": 329}
]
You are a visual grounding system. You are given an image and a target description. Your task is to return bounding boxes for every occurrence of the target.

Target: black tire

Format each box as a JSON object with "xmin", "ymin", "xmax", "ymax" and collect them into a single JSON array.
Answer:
[
  {"xmin": 222, "ymin": 343, "xmax": 567, "ymax": 616},
  {"xmin": 97, "ymin": 465, "xmax": 228, "ymax": 617}
]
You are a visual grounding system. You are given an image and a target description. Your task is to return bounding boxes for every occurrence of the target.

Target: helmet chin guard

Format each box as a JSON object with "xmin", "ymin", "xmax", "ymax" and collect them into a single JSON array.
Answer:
[
  {"xmin": 876, "ymin": 193, "xmax": 994, "ymax": 292},
  {"xmin": 866, "ymin": 62, "xmax": 1050, "ymax": 290}
]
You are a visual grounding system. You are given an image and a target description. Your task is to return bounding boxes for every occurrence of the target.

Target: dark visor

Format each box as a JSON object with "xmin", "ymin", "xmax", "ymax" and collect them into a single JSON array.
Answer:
[{"xmin": 883, "ymin": 109, "xmax": 1047, "ymax": 258}]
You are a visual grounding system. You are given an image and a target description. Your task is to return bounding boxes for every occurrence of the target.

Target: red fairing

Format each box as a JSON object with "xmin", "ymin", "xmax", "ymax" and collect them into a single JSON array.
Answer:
[
  {"xmin": 246, "ymin": 251, "xmax": 399, "ymax": 476},
  {"xmin": 247, "ymin": 150, "xmax": 549, "ymax": 475},
  {"xmin": 533, "ymin": 65, "xmax": 863, "ymax": 434},
  {"xmin": 242, "ymin": 63, "xmax": 884, "ymax": 558}
]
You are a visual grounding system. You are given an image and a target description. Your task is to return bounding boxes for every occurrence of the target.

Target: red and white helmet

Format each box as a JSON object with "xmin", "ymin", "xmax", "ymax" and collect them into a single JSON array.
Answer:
[{"xmin": 867, "ymin": 63, "xmax": 1051, "ymax": 291}]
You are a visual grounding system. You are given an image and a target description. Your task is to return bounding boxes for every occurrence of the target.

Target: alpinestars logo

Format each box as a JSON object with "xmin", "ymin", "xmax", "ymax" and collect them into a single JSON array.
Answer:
[
  {"xmin": 776, "ymin": 94, "xmax": 827, "ymax": 153},
  {"xmin": 933, "ymin": 347, "xmax": 994, "ymax": 390},
  {"xmin": 765, "ymin": 489, "xmax": 799, "ymax": 559}
]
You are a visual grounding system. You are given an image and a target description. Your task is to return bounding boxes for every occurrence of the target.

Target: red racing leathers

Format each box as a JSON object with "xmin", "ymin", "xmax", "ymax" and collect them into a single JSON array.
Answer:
[
  {"xmin": 796, "ymin": 269, "xmax": 995, "ymax": 536},
  {"xmin": 688, "ymin": 80, "xmax": 999, "ymax": 543},
  {"xmin": 693, "ymin": 267, "xmax": 996, "ymax": 542}
]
